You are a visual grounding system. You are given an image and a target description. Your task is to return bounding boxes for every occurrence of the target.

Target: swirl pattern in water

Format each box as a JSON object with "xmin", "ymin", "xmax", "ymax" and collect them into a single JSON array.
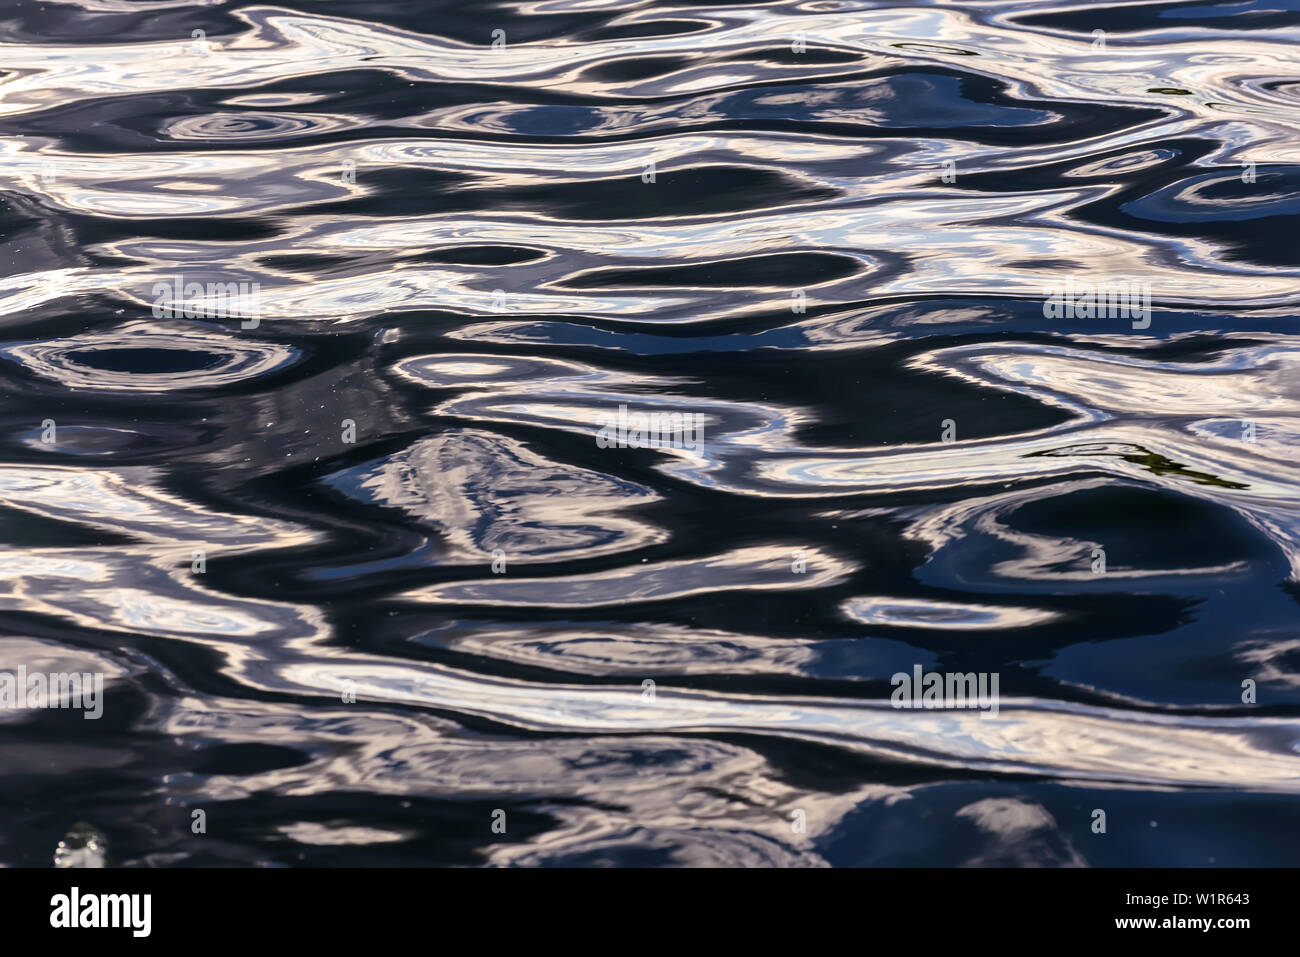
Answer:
[{"xmin": 2, "ymin": 0, "xmax": 1299, "ymax": 868}]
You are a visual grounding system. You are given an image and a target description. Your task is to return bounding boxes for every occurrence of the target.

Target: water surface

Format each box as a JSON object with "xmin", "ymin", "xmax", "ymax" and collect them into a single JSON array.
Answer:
[{"xmin": 2, "ymin": 0, "xmax": 1300, "ymax": 867}]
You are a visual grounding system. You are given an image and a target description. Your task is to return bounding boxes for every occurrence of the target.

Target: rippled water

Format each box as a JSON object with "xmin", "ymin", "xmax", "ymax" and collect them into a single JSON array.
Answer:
[{"xmin": 3, "ymin": 0, "xmax": 1299, "ymax": 867}]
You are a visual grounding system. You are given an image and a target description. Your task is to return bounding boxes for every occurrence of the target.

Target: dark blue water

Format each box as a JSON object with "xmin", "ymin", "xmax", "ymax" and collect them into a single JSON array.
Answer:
[{"xmin": 3, "ymin": 0, "xmax": 1300, "ymax": 867}]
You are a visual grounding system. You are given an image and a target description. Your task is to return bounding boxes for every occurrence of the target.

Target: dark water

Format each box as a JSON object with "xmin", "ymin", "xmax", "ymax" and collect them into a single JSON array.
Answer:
[{"xmin": 3, "ymin": 0, "xmax": 1300, "ymax": 867}]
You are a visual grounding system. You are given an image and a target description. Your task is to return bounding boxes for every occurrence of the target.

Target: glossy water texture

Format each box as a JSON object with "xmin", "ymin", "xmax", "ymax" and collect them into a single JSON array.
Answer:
[{"xmin": 2, "ymin": 0, "xmax": 1299, "ymax": 867}]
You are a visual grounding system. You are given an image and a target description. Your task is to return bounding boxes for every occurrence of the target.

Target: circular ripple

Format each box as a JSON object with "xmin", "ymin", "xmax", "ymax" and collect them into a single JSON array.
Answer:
[
  {"xmin": 161, "ymin": 112, "xmax": 360, "ymax": 142},
  {"xmin": 1123, "ymin": 168, "xmax": 1300, "ymax": 222},
  {"xmin": 2, "ymin": 324, "xmax": 299, "ymax": 393},
  {"xmin": 391, "ymin": 353, "xmax": 600, "ymax": 388},
  {"xmin": 841, "ymin": 596, "xmax": 1060, "ymax": 630}
]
